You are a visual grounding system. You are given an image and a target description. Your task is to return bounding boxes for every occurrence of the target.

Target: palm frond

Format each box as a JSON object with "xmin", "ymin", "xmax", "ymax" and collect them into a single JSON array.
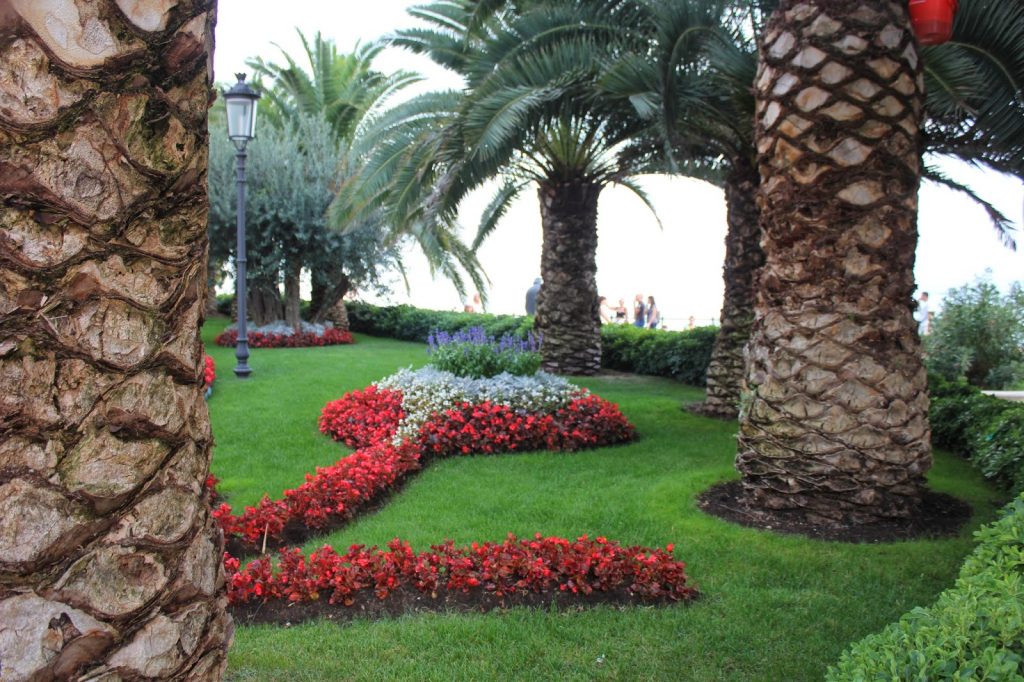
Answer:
[
  {"xmin": 473, "ymin": 179, "xmax": 526, "ymax": 249},
  {"xmin": 923, "ymin": 163, "xmax": 1018, "ymax": 250}
]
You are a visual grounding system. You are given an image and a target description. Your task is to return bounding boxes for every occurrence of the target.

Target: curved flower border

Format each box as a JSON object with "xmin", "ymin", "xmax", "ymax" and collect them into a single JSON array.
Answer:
[{"xmin": 212, "ymin": 376, "xmax": 698, "ymax": 613}]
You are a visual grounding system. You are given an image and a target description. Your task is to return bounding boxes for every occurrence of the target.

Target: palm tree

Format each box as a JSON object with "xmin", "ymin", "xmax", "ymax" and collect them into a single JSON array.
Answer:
[
  {"xmin": 737, "ymin": 0, "xmax": 932, "ymax": 524},
  {"xmin": 0, "ymin": 2, "xmax": 228, "ymax": 677},
  {"xmin": 599, "ymin": 0, "xmax": 766, "ymax": 418},
  {"xmin": 345, "ymin": 0, "xmax": 658, "ymax": 374},
  {"xmin": 608, "ymin": 0, "xmax": 1021, "ymax": 420}
]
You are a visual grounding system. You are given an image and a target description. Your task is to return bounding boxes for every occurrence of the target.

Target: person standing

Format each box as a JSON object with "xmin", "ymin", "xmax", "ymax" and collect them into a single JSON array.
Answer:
[
  {"xmin": 915, "ymin": 291, "xmax": 930, "ymax": 336},
  {"xmin": 633, "ymin": 294, "xmax": 646, "ymax": 328},
  {"xmin": 647, "ymin": 295, "xmax": 660, "ymax": 330},
  {"xmin": 599, "ymin": 296, "xmax": 614, "ymax": 324},
  {"xmin": 525, "ymin": 277, "xmax": 542, "ymax": 315},
  {"xmin": 615, "ymin": 298, "xmax": 628, "ymax": 323}
]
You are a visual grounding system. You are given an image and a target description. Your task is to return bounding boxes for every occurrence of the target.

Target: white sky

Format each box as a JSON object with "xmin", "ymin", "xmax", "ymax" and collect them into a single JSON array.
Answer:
[{"xmin": 214, "ymin": 0, "xmax": 1024, "ymax": 326}]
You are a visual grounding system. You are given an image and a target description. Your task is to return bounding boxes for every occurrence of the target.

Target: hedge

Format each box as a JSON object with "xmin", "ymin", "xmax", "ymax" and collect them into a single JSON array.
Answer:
[
  {"xmin": 930, "ymin": 375, "xmax": 1024, "ymax": 497},
  {"xmin": 346, "ymin": 302, "xmax": 717, "ymax": 386},
  {"xmin": 600, "ymin": 323, "xmax": 717, "ymax": 386},
  {"xmin": 827, "ymin": 493, "xmax": 1024, "ymax": 681}
]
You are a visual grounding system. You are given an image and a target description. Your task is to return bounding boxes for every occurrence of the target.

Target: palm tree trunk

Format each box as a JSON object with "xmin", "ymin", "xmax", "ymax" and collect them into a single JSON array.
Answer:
[
  {"xmin": 284, "ymin": 260, "xmax": 302, "ymax": 333},
  {"xmin": 690, "ymin": 158, "xmax": 764, "ymax": 419},
  {"xmin": 536, "ymin": 180, "xmax": 602, "ymax": 375},
  {"xmin": 737, "ymin": 0, "xmax": 931, "ymax": 524},
  {"xmin": 0, "ymin": 2, "xmax": 230, "ymax": 678}
]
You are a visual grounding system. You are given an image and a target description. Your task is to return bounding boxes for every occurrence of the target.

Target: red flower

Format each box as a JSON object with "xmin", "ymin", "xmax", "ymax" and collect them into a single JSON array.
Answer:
[{"xmin": 214, "ymin": 328, "xmax": 355, "ymax": 349}]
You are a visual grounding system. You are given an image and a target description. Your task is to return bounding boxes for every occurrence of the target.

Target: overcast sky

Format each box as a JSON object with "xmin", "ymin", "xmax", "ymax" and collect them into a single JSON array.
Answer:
[{"xmin": 213, "ymin": 0, "xmax": 1024, "ymax": 325}]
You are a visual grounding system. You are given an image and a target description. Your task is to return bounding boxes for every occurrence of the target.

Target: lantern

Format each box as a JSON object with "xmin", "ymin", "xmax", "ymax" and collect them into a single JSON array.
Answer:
[{"xmin": 909, "ymin": 0, "xmax": 958, "ymax": 45}]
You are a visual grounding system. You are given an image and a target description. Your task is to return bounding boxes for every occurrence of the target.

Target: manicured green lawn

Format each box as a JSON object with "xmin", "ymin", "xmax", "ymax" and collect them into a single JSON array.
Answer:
[{"xmin": 203, "ymin": 318, "xmax": 1005, "ymax": 681}]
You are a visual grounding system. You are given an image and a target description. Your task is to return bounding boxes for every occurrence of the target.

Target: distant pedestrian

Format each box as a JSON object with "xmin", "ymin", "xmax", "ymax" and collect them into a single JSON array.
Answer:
[
  {"xmin": 599, "ymin": 296, "xmax": 614, "ymax": 324},
  {"xmin": 688, "ymin": 315, "xmax": 696, "ymax": 330},
  {"xmin": 525, "ymin": 277, "xmax": 542, "ymax": 315},
  {"xmin": 914, "ymin": 291, "xmax": 930, "ymax": 336},
  {"xmin": 633, "ymin": 294, "xmax": 646, "ymax": 328},
  {"xmin": 614, "ymin": 298, "xmax": 628, "ymax": 323},
  {"xmin": 647, "ymin": 296, "xmax": 660, "ymax": 330}
]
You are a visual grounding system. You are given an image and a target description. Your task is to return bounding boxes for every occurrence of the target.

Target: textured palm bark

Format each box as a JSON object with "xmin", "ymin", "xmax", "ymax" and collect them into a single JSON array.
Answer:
[
  {"xmin": 535, "ymin": 180, "xmax": 602, "ymax": 375},
  {"xmin": 737, "ymin": 0, "xmax": 931, "ymax": 524},
  {"xmin": 284, "ymin": 260, "xmax": 301, "ymax": 333},
  {"xmin": 0, "ymin": 2, "xmax": 231, "ymax": 679},
  {"xmin": 689, "ymin": 159, "xmax": 764, "ymax": 420}
]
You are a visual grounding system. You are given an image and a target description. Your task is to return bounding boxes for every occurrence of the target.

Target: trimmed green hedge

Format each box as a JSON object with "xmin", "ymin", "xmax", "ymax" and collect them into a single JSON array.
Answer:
[
  {"xmin": 600, "ymin": 323, "xmax": 717, "ymax": 386},
  {"xmin": 930, "ymin": 375, "xmax": 1024, "ymax": 497},
  {"xmin": 346, "ymin": 302, "xmax": 717, "ymax": 385},
  {"xmin": 827, "ymin": 493, "xmax": 1024, "ymax": 681},
  {"xmin": 347, "ymin": 302, "xmax": 534, "ymax": 344}
]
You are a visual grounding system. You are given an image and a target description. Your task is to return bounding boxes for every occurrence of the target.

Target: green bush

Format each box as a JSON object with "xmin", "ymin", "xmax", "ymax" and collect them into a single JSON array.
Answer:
[
  {"xmin": 827, "ymin": 493, "xmax": 1024, "ymax": 681},
  {"xmin": 930, "ymin": 375, "xmax": 1024, "ymax": 497},
  {"xmin": 347, "ymin": 302, "xmax": 717, "ymax": 385},
  {"xmin": 348, "ymin": 302, "xmax": 532, "ymax": 343},
  {"xmin": 216, "ymin": 293, "xmax": 234, "ymax": 317},
  {"xmin": 601, "ymin": 324, "xmax": 717, "ymax": 386},
  {"xmin": 926, "ymin": 278, "xmax": 1024, "ymax": 389}
]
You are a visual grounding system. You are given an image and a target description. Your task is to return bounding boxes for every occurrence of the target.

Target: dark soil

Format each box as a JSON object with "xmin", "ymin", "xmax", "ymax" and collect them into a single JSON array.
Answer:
[
  {"xmin": 698, "ymin": 481, "xmax": 973, "ymax": 543},
  {"xmin": 230, "ymin": 585, "xmax": 691, "ymax": 627}
]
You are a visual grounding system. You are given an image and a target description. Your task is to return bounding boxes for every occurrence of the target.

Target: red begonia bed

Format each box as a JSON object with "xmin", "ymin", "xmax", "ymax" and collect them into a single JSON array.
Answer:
[{"xmin": 211, "ymin": 380, "xmax": 698, "ymax": 624}]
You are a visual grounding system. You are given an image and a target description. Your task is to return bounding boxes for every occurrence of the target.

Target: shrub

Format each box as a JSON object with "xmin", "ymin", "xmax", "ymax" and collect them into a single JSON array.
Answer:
[
  {"xmin": 930, "ymin": 375, "xmax": 1024, "ymax": 496},
  {"xmin": 427, "ymin": 326, "xmax": 541, "ymax": 378},
  {"xmin": 828, "ymin": 493, "xmax": 1024, "ymax": 681},
  {"xmin": 216, "ymin": 293, "xmax": 234, "ymax": 317},
  {"xmin": 926, "ymin": 277, "xmax": 1024, "ymax": 389},
  {"xmin": 348, "ymin": 302, "xmax": 532, "ymax": 343},
  {"xmin": 348, "ymin": 302, "xmax": 717, "ymax": 386},
  {"xmin": 601, "ymin": 324, "xmax": 717, "ymax": 386}
]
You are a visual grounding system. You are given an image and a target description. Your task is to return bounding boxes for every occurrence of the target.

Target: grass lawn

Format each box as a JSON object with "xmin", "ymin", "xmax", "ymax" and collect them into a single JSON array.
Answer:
[{"xmin": 203, "ymin": 317, "xmax": 1006, "ymax": 681}]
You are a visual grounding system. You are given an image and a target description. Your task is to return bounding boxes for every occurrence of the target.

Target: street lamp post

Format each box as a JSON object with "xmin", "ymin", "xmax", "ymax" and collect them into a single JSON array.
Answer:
[{"xmin": 224, "ymin": 73, "xmax": 260, "ymax": 378}]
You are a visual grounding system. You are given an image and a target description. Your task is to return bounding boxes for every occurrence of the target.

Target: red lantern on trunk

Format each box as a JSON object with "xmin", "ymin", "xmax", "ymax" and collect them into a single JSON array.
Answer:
[{"xmin": 909, "ymin": 0, "xmax": 959, "ymax": 45}]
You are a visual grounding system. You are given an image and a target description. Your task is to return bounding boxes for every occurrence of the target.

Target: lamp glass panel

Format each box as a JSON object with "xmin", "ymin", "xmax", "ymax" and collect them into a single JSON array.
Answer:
[{"xmin": 226, "ymin": 98, "xmax": 253, "ymax": 140}]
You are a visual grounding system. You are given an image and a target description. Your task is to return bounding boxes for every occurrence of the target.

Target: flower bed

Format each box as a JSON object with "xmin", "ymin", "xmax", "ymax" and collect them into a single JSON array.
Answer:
[
  {"xmin": 226, "ymin": 535, "xmax": 694, "ymax": 606},
  {"xmin": 212, "ymin": 365, "xmax": 697, "ymax": 620},
  {"xmin": 214, "ymin": 327, "xmax": 354, "ymax": 348},
  {"xmin": 213, "ymin": 442, "xmax": 421, "ymax": 547}
]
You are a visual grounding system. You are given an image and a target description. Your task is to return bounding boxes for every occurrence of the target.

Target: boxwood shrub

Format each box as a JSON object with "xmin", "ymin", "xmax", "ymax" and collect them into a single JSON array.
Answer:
[
  {"xmin": 600, "ymin": 323, "xmax": 717, "ymax": 386},
  {"xmin": 827, "ymin": 493, "xmax": 1024, "ymax": 681},
  {"xmin": 347, "ymin": 302, "xmax": 717, "ymax": 386},
  {"xmin": 930, "ymin": 374, "xmax": 1024, "ymax": 497}
]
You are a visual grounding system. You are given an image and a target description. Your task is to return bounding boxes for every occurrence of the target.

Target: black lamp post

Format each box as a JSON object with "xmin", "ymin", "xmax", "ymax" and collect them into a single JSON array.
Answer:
[{"xmin": 224, "ymin": 73, "xmax": 260, "ymax": 378}]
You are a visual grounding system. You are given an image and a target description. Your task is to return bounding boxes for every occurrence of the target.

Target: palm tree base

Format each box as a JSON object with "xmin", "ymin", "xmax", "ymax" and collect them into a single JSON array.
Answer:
[{"xmin": 699, "ymin": 481, "xmax": 969, "ymax": 540}]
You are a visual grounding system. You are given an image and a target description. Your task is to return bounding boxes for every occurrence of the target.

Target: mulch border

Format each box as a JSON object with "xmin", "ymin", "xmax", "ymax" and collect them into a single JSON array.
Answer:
[{"xmin": 698, "ymin": 480, "xmax": 973, "ymax": 543}]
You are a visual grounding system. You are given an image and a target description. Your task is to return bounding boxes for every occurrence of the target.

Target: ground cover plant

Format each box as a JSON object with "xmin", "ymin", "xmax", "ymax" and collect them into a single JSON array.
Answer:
[{"xmin": 202, "ymin": 318, "xmax": 1006, "ymax": 681}]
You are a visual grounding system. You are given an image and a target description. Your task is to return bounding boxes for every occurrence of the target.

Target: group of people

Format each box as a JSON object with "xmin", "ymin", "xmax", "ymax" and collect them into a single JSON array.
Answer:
[
  {"xmin": 525, "ymin": 279, "xmax": 662, "ymax": 330},
  {"xmin": 600, "ymin": 294, "xmax": 660, "ymax": 329}
]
